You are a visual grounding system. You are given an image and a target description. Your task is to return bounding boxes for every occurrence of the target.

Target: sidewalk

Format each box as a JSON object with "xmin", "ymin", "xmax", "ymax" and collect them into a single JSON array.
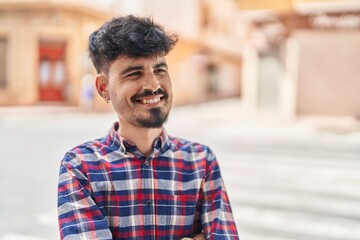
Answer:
[
  {"xmin": 1, "ymin": 98, "xmax": 360, "ymax": 143},
  {"xmin": 167, "ymin": 99, "xmax": 360, "ymax": 146}
]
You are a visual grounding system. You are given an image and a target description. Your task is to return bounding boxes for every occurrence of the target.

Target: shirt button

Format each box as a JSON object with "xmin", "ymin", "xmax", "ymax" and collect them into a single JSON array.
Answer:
[
  {"xmin": 144, "ymin": 160, "xmax": 150, "ymax": 166},
  {"xmin": 146, "ymin": 200, "xmax": 152, "ymax": 206}
]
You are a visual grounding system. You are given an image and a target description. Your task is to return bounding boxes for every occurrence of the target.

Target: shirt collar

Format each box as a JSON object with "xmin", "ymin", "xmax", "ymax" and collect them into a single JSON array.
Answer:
[{"xmin": 106, "ymin": 122, "xmax": 171, "ymax": 157}]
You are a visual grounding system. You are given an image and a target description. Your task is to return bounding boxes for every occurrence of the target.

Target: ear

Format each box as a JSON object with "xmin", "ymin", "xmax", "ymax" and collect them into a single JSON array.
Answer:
[{"xmin": 95, "ymin": 74, "xmax": 108, "ymax": 99}]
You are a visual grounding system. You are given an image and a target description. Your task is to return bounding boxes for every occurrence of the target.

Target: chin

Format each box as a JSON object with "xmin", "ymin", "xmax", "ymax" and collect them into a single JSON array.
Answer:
[{"xmin": 136, "ymin": 109, "xmax": 169, "ymax": 128}]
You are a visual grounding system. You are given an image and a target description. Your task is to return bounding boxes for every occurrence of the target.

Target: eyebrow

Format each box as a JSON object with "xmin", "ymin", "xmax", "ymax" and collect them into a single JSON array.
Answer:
[{"xmin": 154, "ymin": 62, "xmax": 168, "ymax": 69}]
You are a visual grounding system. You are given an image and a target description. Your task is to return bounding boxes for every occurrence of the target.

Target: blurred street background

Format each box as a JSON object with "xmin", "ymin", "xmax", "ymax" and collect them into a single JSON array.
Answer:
[
  {"xmin": 1, "ymin": 0, "xmax": 360, "ymax": 239},
  {"xmin": 0, "ymin": 100, "xmax": 360, "ymax": 240}
]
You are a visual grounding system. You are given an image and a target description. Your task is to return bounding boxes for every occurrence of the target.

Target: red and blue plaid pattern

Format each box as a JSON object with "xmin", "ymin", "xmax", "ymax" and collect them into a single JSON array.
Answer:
[{"xmin": 58, "ymin": 123, "xmax": 239, "ymax": 239}]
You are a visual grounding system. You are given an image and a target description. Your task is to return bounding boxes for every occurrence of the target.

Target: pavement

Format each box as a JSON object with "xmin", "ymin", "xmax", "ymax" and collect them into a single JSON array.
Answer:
[{"xmin": 0, "ymin": 98, "xmax": 359, "ymax": 240}]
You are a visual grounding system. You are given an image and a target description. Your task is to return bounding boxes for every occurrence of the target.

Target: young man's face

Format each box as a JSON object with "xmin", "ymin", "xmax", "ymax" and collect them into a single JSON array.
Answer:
[{"xmin": 104, "ymin": 56, "xmax": 172, "ymax": 128}]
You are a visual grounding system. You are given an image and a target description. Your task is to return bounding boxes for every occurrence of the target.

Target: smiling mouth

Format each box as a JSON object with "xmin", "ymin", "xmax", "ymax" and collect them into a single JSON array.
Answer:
[
  {"xmin": 132, "ymin": 89, "xmax": 169, "ymax": 106},
  {"xmin": 140, "ymin": 97, "xmax": 161, "ymax": 104},
  {"xmin": 135, "ymin": 95, "xmax": 165, "ymax": 105}
]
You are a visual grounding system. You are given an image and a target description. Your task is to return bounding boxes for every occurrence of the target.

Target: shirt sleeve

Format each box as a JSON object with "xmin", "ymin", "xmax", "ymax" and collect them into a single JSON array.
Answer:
[
  {"xmin": 201, "ymin": 149, "xmax": 239, "ymax": 240},
  {"xmin": 57, "ymin": 152, "xmax": 113, "ymax": 240}
]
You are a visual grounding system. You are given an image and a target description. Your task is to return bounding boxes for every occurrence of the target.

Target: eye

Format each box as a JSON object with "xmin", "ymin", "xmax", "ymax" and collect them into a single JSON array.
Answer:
[
  {"xmin": 126, "ymin": 71, "xmax": 142, "ymax": 78},
  {"xmin": 155, "ymin": 68, "xmax": 167, "ymax": 74}
]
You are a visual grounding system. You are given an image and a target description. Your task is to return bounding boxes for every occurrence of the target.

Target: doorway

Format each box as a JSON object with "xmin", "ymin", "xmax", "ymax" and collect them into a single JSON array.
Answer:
[{"xmin": 38, "ymin": 41, "xmax": 67, "ymax": 102}]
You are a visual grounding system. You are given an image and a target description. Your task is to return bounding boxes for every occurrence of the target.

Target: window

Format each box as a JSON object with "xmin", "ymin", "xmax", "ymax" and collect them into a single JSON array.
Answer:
[{"xmin": 0, "ymin": 38, "xmax": 7, "ymax": 88}]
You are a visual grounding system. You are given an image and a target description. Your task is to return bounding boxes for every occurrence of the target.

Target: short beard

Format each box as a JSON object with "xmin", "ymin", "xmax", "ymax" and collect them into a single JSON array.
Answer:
[{"xmin": 134, "ymin": 108, "xmax": 170, "ymax": 128}]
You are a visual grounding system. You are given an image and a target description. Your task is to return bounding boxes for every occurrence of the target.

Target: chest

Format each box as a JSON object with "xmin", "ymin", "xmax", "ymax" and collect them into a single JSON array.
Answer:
[{"xmin": 86, "ymin": 155, "xmax": 206, "ymax": 239}]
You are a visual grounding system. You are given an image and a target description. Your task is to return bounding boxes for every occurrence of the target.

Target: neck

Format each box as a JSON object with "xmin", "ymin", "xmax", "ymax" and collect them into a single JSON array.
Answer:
[{"xmin": 117, "ymin": 119, "xmax": 163, "ymax": 156}]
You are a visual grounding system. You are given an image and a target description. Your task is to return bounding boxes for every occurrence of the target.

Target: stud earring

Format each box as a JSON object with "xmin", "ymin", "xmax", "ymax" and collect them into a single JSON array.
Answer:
[{"xmin": 104, "ymin": 94, "xmax": 110, "ymax": 104}]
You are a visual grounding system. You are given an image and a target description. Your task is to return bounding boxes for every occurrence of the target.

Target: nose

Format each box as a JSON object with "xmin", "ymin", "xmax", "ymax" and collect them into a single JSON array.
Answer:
[{"xmin": 143, "ymin": 72, "xmax": 160, "ymax": 92}]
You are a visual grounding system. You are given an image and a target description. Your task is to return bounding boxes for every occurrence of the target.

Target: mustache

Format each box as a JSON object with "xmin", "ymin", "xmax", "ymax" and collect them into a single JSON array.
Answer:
[{"xmin": 131, "ymin": 89, "xmax": 168, "ymax": 101}]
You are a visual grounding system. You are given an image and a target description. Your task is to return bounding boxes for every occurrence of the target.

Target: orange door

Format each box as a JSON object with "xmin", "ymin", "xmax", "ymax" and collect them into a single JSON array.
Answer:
[{"xmin": 38, "ymin": 41, "xmax": 67, "ymax": 102}]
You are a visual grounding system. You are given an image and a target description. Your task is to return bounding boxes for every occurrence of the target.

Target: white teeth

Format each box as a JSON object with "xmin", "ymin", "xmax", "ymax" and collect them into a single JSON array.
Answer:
[{"xmin": 141, "ymin": 98, "xmax": 161, "ymax": 104}]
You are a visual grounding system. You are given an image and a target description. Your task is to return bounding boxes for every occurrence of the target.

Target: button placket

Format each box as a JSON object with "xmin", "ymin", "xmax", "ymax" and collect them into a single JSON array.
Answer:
[{"xmin": 141, "ymin": 156, "xmax": 156, "ymax": 239}]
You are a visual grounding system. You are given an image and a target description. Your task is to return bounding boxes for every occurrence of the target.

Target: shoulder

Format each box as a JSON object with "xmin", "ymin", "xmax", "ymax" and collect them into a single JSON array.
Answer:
[
  {"xmin": 168, "ymin": 135, "xmax": 208, "ymax": 150},
  {"xmin": 61, "ymin": 136, "xmax": 109, "ymax": 166},
  {"xmin": 167, "ymin": 135, "xmax": 217, "ymax": 162}
]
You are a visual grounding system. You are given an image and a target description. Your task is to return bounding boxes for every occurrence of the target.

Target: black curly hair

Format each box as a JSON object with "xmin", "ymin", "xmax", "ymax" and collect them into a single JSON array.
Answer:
[{"xmin": 88, "ymin": 15, "xmax": 178, "ymax": 74}]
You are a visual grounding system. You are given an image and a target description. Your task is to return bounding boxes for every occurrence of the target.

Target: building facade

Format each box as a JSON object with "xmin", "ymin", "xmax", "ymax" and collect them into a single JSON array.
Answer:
[
  {"xmin": 0, "ymin": 0, "xmax": 245, "ymax": 109},
  {"xmin": 0, "ymin": 0, "xmax": 111, "ymax": 109},
  {"xmin": 239, "ymin": 0, "xmax": 360, "ymax": 119}
]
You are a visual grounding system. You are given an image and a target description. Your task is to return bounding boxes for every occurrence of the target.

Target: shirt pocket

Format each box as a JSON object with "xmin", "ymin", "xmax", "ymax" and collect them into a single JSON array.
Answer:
[{"xmin": 167, "ymin": 193, "xmax": 198, "ymax": 238}]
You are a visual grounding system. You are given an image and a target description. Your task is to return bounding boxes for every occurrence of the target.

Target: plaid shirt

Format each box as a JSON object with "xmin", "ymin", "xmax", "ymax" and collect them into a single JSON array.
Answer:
[{"xmin": 58, "ymin": 123, "xmax": 239, "ymax": 240}]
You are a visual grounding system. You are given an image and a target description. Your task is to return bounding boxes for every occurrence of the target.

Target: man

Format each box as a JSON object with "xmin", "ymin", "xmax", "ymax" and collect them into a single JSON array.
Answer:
[{"xmin": 57, "ymin": 15, "xmax": 239, "ymax": 240}]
